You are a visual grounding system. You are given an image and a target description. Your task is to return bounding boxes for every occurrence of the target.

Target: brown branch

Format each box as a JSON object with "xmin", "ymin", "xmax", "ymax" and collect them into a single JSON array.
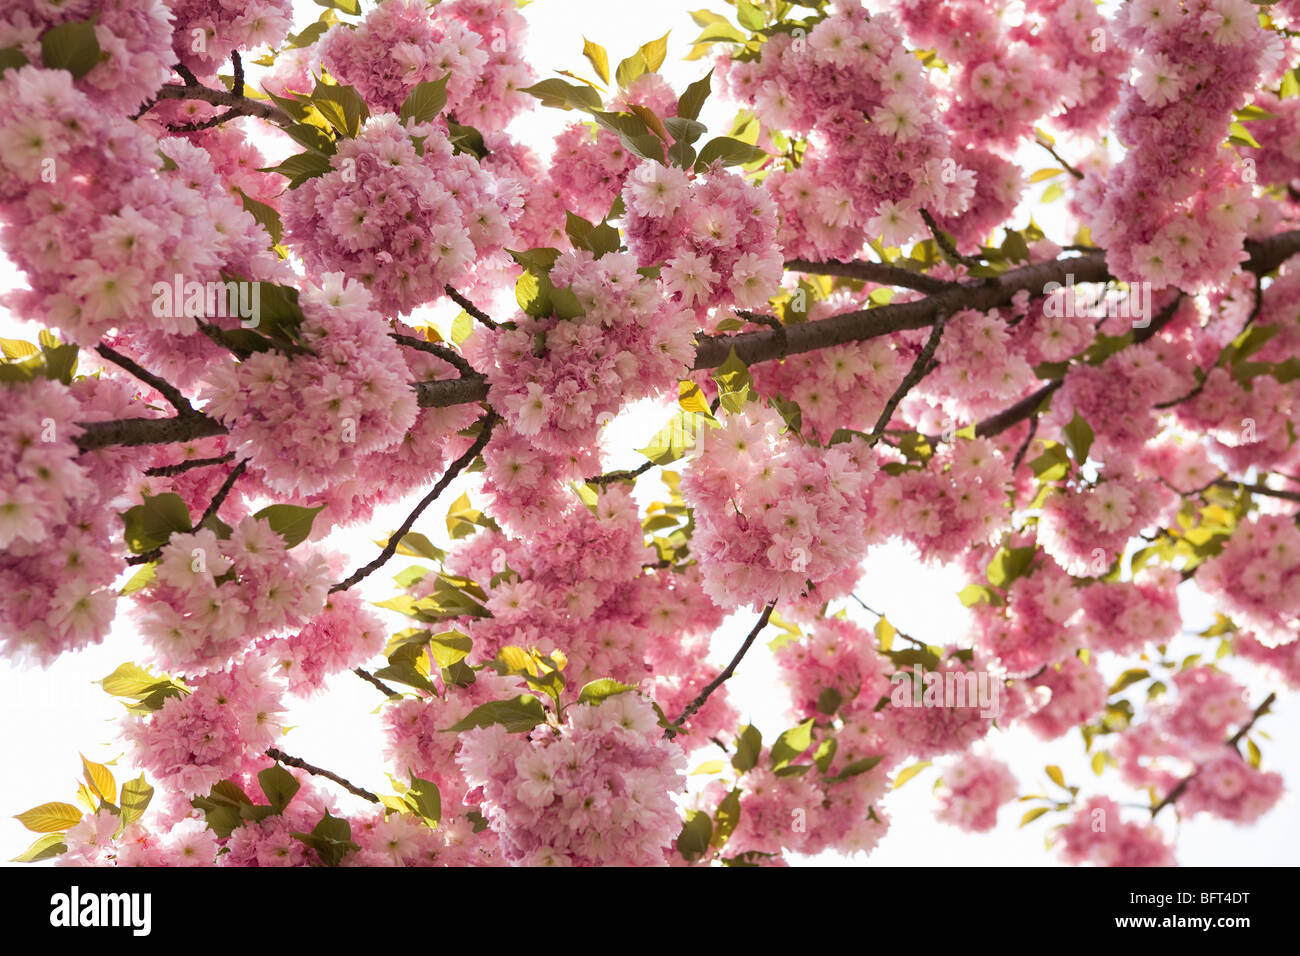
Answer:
[
  {"xmin": 354, "ymin": 667, "xmax": 402, "ymax": 700},
  {"xmin": 152, "ymin": 82, "xmax": 295, "ymax": 129},
  {"xmin": 1012, "ymin": 415, "xmax": 1040, "ymax": 471},
  {"xmin": 587, "ymin": 460, "xmax": 654, "ymax": 486},
  {"xmin": 71, "ymin": 230, "xmax": 1300, "ymax": 454},
  {"xmin": 330, "ymin": 411, "xmax": 498, "ymax": 593},
  {"xmin": 444, "ymin": 285, "xmax": 499, "ymax": 330},
  {"xmin": 389, "ymin": 333, "xmax": 479, "ymax": 378},
  {"xmin": 920, "ymin": 208, "xmax": 985, "ymax": 269},
  {"xmin": 94, "ymin": 344, "xmax": 195, "ymax": 416},
  {"xmin": 869, "ymin": 309, "xmax": 948, "ymax": 442},
  {"xmin": 145, "ymin": 452, "xmax": 236, "ymax": 478},
  {"xmin": 1037, "ymin": 138, "xmax": 1084, "ymax": 180},
  {"xmin": 785, "ymin": 258, "xmax": 955, "ymax": 294},
  {"xmin": 265, "ymin": 747, "xmax": 380, "ymax": 804},
  {"xmin": 666, "ymin": 601, "xmax": 776, "ymax": 738},
  {"xmin": 1151, "ymin": 692, "xmax": 1276, "ymax": 817},
  {"xmin": 1213, "ymin": 479, "xmax": 1300, "ymax": 504}
]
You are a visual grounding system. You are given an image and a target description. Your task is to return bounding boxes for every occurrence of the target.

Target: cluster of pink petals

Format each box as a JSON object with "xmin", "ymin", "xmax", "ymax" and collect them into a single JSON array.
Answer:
[
  {"xmin": 483, "ymin": 248, "xmax": 697, "ymax": 453},
  {"xmin": 719, "ymin": 4, "xmax": 974, "ymax": 260},
  {"xmin": 1090, "ymin": 0, "xmax": 1281, "ymax": 289},
  {"xmin": 458, "ymin": 694, "xmax": 687, "ymax": 866},
  {"xmin": 200, "ymin": 273, "xmax": 418, "ymax": 496},
  {"xmin": 168, "ymin": 0, "xmax": 294, "ymax": 73},
  {"xmin": 623, "ymin": 162, "xmax": 783, "ymax": 316},
  {"xmin": 0, "ymin": 1, "xmax": 174, "ymax": 114},
  {"xmin": 320, "ymin": 0, "xmax": 531, "ymax": 130},
  {"xmin": 681, "ymin": 405, "xmax": 880, "ymax": 609},
  {"xmin": 936, "ymin": 753, "xmax": 1018, "ymax": 832},
  {"xmin": 1198, "ymin": 515, "xmax": 1300, "ymax": 647},
  {"xmin": 282, "ymin": 114, "xmax": 521, "ymax": 316},
  {"xmin": 1058, "ymin": 796, "xmax": 1177, "ymax": 866},
  {"xmin": 133, "ymin": 517, "xmax": 330, "ymax": 673}
]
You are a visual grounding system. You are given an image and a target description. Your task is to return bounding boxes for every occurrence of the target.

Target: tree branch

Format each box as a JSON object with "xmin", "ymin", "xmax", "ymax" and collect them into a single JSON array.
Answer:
[
  {"xmin": 666, "ymin": 600, "xmax": 776, "ymax": 737},
  {"xmin": 145, "ymin": 452, "xmax": 236, "ymax": 478},
  {"xmin": 94, "ymin": 344, "xmax": 195, "ymax": 416},
  {"xmin": 151, "ymin": 82, "xmax": 295, "ymax": 128},
  {"xmin": 785, "ymin": 258, "xmax": 955, "ymax": 294},
  {"xmin": 1150, "ymin": 692, "xmax": 1276, "ymax": 817},
  {"xmin": 354, "ymin": 667, "xmax": 402, "ymax": 700},
  {"xmin": 869, "ymin": 309, "xmax": 948, "ymax": 441},
  {"xmin": 330, "ymin": 411, "xmax": 498, "ymax": 593},
  {"xmin": 444, "ymin": 285, "xmax": 499, "ymax": 330},
  {"xmin": 265, "ymin": 747, "xmax": 380, "ymax": 804}
]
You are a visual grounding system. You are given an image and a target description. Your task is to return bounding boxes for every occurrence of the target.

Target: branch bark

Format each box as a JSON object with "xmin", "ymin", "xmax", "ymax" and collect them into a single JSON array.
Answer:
[
  {"xmin": 666, "ymin": 601, "xmax": 776, "ymax": 738},
  {"xmin": 265, "ymin": 747, "xmax": 380, "ymax": 804}
]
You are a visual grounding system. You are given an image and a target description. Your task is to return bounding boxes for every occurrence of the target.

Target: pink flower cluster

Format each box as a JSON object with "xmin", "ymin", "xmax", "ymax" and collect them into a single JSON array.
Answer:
[
  {"xmin": 134, "ymin": 517, "xmax": 330, "ymax": 673},
  {"xmin": 282, "ymin": 114, "xmax": 520, "ymax": 316},
  {"xmin": 681, "ymin": 405, "xmax": 879, "ymax": 609},
  {"xmin": 122, "ymin": 655, "xmax": 286, "ymax": 796},
  {"xmin": 320, "ymin": 0, "xmax": 532, "ymax": 130},
  {"xmin": 1038, "ymin": 475, "xmax": 1169, "ymax": 577},
  {"xmin": 482, "ymin": 248, "xmax": 696, "ymax": 453},
  {"xmin": 936, "ymin": 753, "xmax": 1018, "ymax": 832},
  {"xmin": 548, "ymin": 124, "xmax": 640, "ymax": 225},
  {"xmin": 265, "ymin": 589, "xmax": 387, "ymax": 696},
  {"xmin": 622, "ymin": 162, "xmax": 783, "ymax": 316},
  {"xmin": 0, "ymin": 68, "xmax": 284, "ymax": 347},
  {"xmin": 1090, "ymin": 0, "xmax": 1279, "ymax": 289},
  {"xmin": 1198, "ymin": 515, "xmax": 1300, "ymax": 647},
  {"xmin": 0, "ymin": 376, "xmax": 147, "ymax": 663},
  {"xmin": 1076, "ymin": 569, "xmax": 1181, "ymax": 656},
  {"xmin": 1025, "ymin": 654, "xmax": 1108, "ymax": 739},
  {"xmin": 1057, "ymin": 796, "xmax": 1177, "ymax": 866},
  {"xmin": 457, "ymin": 694, "xmax": 687, "ymax": 866},
  {"xmin": 971, "ymin": 555, "xmax": 1081, "ymax": 677},
  {"xmin": 870, "ymin": 437, "xmax": 1013, "ymax": 563},
  {"xmin": 200, "ymin": 274, "xmax": 418, "ymax": 496},
  {"xmin": 0, "ymin": 0, "xmax": 174, "ymax": 114},
  {"xmin": 168, "ymin": 0, "xmax": 294, "ymax": 73},
  {"xmin": 719, "ymin": 5, "xmax": 973, "ymax": 260}
]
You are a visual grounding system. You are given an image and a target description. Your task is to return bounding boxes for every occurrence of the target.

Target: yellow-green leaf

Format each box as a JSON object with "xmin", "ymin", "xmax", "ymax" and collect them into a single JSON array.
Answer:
[
  {"xmin": 582, "ymin": 37, "xmax": 610, "ymax": 84},
  {"xmin": 1045, "ymin": 765, "xmax": 1065, "ymax": 789},
  {"xmin": 81, "ymin": 755, "xmax": 116, "ymax": 805},
  {"xmin": 893, "ymin": 761, "xmax": 930, "ymax": 789},
  {"xmin": 14, "ymin": 802, "xmax": 83, "ymax": 833},
  {"xmin": 1020, "ymin": 806, "xmax": 1050, "ymax": 827}
]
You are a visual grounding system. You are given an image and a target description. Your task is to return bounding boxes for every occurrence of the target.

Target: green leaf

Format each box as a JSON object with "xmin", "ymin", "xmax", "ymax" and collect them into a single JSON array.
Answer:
[
  {"xmin": 259, "ymin": 150, "xmax": 333, "ymax": 188},
  {"xmin": 0, "ymin": 47, "xmax": 30, "ymax": 77},
  {"xmin": 80, "ymin": 755, "xmax": 115, "ymax": 805},
  {"xmin": 14, "ymin": 802, "xmax": 82, "ymax": 833},
  {"xmin": 712, "ymin": 347, "xmax": 753, "ymax": 413},
  {"xmin": 444, "ymin": 695, "xmax": 549, "ymax": 734},
  {"xmin": 711, "ymin": 788, "xmax": 741, "ymax": 847},
  {"xmin": 893, "ymin": 761, "xmax": 931, "ymax": 789},
  {"xmin": 582, "ymin": 37, "xmax": 611, "ymax": 84},
  {"xmin": 770, "ymin": 718, "xmax": 816, "ymax": 771},
  {"xmin": 399, "ymin": 75, "xmax": 450, "ymax": 126},
  {"xmin": 310, "ymin": 80, "xmax": 370, "ymax": 137},
  {"xmin": 986, "ymin": 545, "xmax": 1036, "ymax": 588},
  {"xmin": 1061, "ymin": 411, "xmax": 1094, "ymax": 464},
  {"xmin": 615, "ymin": 51, "xmax": 648, "ymax": 89},
  {"xmin": 677, "ymin": 69, "xmax": 713, "ymax": 121},
  {"xmin": 120, "ymin": 492, "xmax": 192, "ymax": 553},
  {"xmin": 1045, "ymin": 765, "xmax": 1066, "ymax": 788},
  {"xmin": 1028, "ymin": 442, "xmax": 1071, "ymax": 482},
  {"xmin": 816, "ymin": 687, "xmax": 843, "ymax": 716},
  {"xmin": 1227, "ymin": 122, "xmax": 1261, "ymax": 149},
  {"xmin": 118, "ymin": 775, "xmax": 154, "ymax": 831},
  {"xmin": 405, "ymin": 775, "xmax": 441, "ymax": 825},
  {"xmin": 831, "ymin": 755, "xmax": 884, "ymax": 782},
  {"xmin": 293, "ymin": 812, "xmax": 358, "ymax": 867},
  {"xmin": 1020, "ymin": 806, "xmax": 1051, "ymax": 827},
  {"xmin": 578, "ymin": 678, "xmax": 637, "ymax": 706},
  {"xmin": 312, "ymin": 0, "xmax": 361, "ymax": 13},
  {"xmin": 41, "ymin": 19, "xmax": 101, "ymax": 80},
  {"xmin": 639, "ymin": 32, "xmax": 671, "ymax": 72},
  {"xmin": 11, "ymin": 833, "xmax": 67, "ymax": 863},
  {"xmin": 637, "ymin": 411, "xmax": 716, "ymax": 465},
  {"xmin": 258, "ymin": 765, "xmax": 300, "ymax": 812},
  {"xmin": 428, "ymin": 631, "xmax": 473, "ymax": 669},
  {"xmin": 252, "ymin": 503, "xmax": 324, "ymax": 548},
  {"xmin": 736, "ymin": 1, "xmax": 766, "ymax": 29},
  {"xmin": 732, "ymin": 724, "xmax": 762, "ymax": 773},
  {"xmin": 694, "ymin": 136, "xmax": 766, "ymax": 171},
  {"xmin": 1108, "ymin": 668, "xmax": 1149, "ymax": 695},
  {"xmin": 957, "ymin": 583, "xmax": 1002, "ymax": 608},
  {"xmin": 120, "ymin": 562, "xmax": 157, "ymax": 596},
  {"xmin": 236, "ymin": 188, "xmax": 283, "ymax": 247},
  {"xmin": 676, "ymin": 809, "xmax": 713, "ymax": 862},
  {"xmin": 521, "ymin": 78, "xmax": 603, "ymax": 112}
]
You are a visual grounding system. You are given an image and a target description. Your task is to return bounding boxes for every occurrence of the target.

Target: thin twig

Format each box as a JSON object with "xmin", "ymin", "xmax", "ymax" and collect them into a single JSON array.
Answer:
[
  {"xmin": 850, "ymin": 594, "xmax": 928, "ymax": 648},
  {"xmin": 354, "ymin": 667, "xmax": 402, "ymax": 700},
  {"xmin": 1037, "ymin": 138, "xmax": 1084, "ymax": 180},
  {"xmin": 330, "ymin": 411, "xmax": 498, "ymax": 593},
  {"xmin": 125, "ymin": 458, "xmax": 248, "ymax": 565},
  {"xmin": 144, "ymin": 452, "xmax": 236, "ymax": 478},
  {"xmin": 94, "ymin": 344, "xmax": 195, "ymax": 416},
  {"xmin": 869, "ymin": 310, "xmax": 948, "ymax": 442},
  {"xmin": 666, "ymin": 601, "xmax": 776, "ymax": 737},
  {"xmin": 587, "ymin": 460, "xmax": 654, "ymax": 486},
  {"xmin": 265, "ymin": 747, "xmax": 380, "ymax": 804},
  {"xmin": 444, "ymin": 286, "xmax": 499, "ymax": 330},
  {"xmin": 1213, "ymin": 479, "xmax": 1300, "ymax": 504},
  {"xmin": 1151, "ymin": 692, "xmax": 1276, "ymax": 817},
  {"xmin": 231, "ymin": 51, "xmax": 244, "ymax": 99},
  {"xmin": 920, "ymin": 209, "xmax": 984, "ymax": 269},
  {"xmin": 389, "ymin": 333, "xmax": 479, "ymax": 378}
]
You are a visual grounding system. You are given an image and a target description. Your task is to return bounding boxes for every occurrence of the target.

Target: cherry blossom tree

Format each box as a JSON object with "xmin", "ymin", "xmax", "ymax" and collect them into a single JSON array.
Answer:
[{"xmin": 2, "ymin": 0, "xmax": 1298, "ymax": 868}]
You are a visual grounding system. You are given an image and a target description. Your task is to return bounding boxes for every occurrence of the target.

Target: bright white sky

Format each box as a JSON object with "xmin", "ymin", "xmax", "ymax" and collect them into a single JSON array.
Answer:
[{"xmin": 1, "ymin": 0, "xmax": 1296, "ymax": 867}]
